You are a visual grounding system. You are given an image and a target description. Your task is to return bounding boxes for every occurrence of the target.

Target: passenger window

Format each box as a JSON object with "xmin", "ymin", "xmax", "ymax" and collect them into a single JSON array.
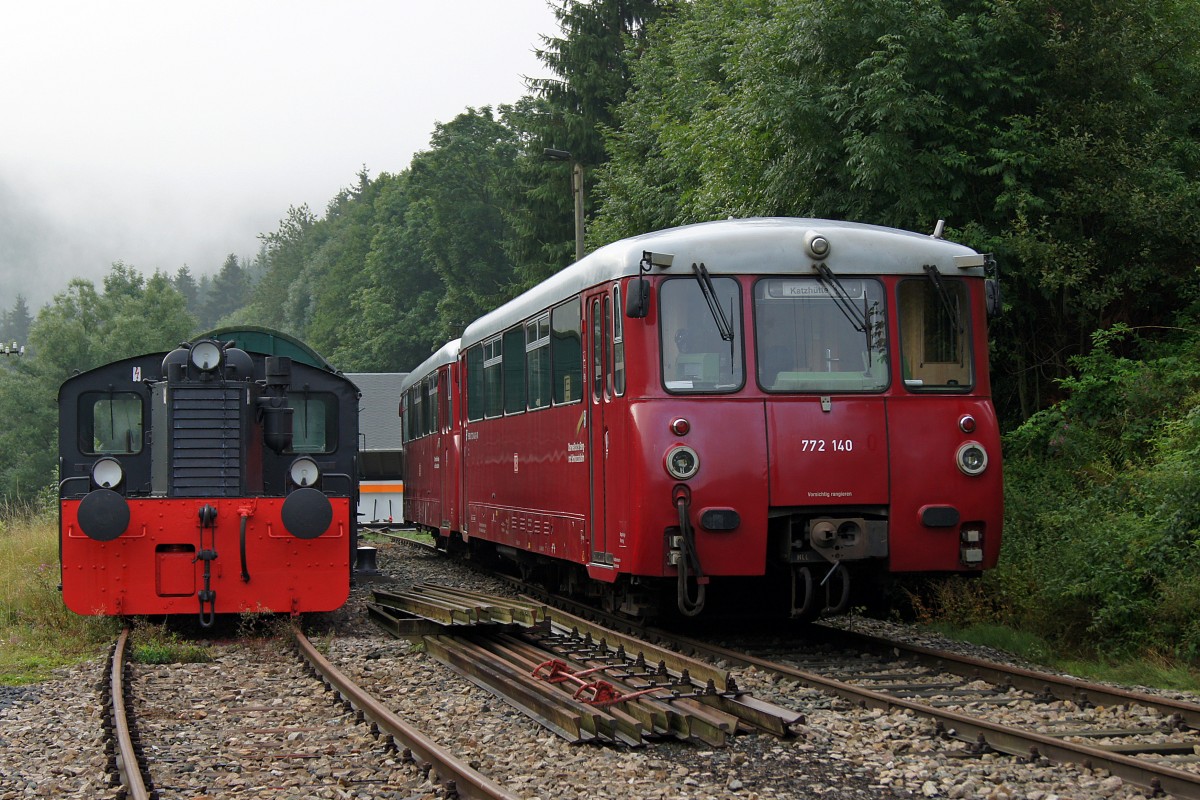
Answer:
[
  {"xmin": 503, "ymin": 327, "xmax": 525, "ymax": 414},
  {"xmin": 551, "ymin": 299, "xmax": 582, "ymax": 404},
  {"xmin": 483, "ymin": 338, "xmax": 503, "ymax": 418},
  {"xmin": 466, "ymin": 345, "xmax": 484, "ymax": 421},
  {"xmin": 527, "ymin": 315, "xmax": 551, "ymax": 410}
]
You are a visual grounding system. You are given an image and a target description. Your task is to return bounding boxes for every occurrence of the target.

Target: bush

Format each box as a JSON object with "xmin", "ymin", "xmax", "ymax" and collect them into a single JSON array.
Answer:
[{"xmin": 992, "ymin": 326, "xmax": 1200, "ymax": 662}]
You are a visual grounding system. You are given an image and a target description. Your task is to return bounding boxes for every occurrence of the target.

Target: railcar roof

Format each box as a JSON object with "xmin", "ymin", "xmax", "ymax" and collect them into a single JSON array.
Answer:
[
  {"xmin": 461, "ymin": 217, "xmax": 983, "ymax": 348},
  {"xmin": 399, "ymin": 339, "xmax": 461, "ymax": 393}
]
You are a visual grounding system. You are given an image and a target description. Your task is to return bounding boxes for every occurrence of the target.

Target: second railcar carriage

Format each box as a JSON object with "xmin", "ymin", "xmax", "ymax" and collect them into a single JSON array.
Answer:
[
  {"xmin": 403, "ymin": 218, "xmax": 1003, "ymax": 618},
  {"xmin": 59, "ymin": 332, "xmax": 360, "ymax": 623}
]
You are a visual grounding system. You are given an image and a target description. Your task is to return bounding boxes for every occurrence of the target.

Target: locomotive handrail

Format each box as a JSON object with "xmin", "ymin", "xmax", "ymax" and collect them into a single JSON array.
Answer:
[{"xmin": 58, "ymin": 475, "xmax": 92, "ymax": 496}]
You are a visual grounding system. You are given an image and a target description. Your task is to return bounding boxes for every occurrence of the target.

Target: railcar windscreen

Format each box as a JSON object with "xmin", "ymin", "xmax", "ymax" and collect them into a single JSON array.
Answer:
[
  {"xmin": 897, "ymin": 278, "xmax": 974, "ymax": 390},
  {"xmin": 753, "ymin": 278, "xmax": 888, "ymax": 392},
  {"xmin": 660, "ymin": 277, "xmax": 744, "ymax": 392}
]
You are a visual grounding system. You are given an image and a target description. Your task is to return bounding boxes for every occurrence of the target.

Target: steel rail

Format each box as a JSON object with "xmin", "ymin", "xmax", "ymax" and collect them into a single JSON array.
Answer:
[
  {"xmin": 822, "ymin": 626, "xmax": 1200, "ymax": 730},
  {"xmin": 110, "ymin": 627, "xmax": 150, "ymax": 800},
  {"xmin": 291, "ymin": 625, "xmax": 520, "ymax": 800},
  {"xmin": 654, "ymin": 631, "xmax": 1200, "ymax": 800}
]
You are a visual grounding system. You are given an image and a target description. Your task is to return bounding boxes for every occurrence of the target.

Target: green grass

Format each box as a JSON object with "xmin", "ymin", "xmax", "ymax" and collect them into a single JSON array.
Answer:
[
  {"xmin": 128, "ymin": 623, "xmax": 212, "ymax": 664},
  {"xmin": 0, "ymin": 511, "xmax": 120, "ymax": 685},
  {"xmin": 928, "ymin": 621, "xmax": 1200, "ymax": 692}
]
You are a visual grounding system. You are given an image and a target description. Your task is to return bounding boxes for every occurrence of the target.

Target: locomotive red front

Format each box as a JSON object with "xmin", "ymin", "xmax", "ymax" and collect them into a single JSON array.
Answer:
[
  {"xmin": 402, "ymin": 218, "xmax": 1003, "ymax": 618},
  {"xmin": 59, "ymin": 334, "xmax": 360, "ymax": 624}
]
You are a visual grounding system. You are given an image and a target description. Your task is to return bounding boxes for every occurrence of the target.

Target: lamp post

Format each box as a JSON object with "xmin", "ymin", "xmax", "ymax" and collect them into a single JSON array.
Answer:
[
  {"xmin": 1, "ymin": 341, "xmax": 24, "ymax": 357},
  {"xmin": 544, "ymin": 148, "xmax": 585, "ymax": 263}
]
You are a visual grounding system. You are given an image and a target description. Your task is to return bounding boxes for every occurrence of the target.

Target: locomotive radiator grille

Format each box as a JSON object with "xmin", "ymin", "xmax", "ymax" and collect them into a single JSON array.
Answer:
[{"xmin": 170, "ymin": 386, "xmax": 242, "ymax": 497}]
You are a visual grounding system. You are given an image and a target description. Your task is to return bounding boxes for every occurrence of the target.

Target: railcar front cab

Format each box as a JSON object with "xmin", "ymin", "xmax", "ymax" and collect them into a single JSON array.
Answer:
[
  {"xmin": 59, "ymin": 339, "xmax": 356, "ymax": 624},
  {"xmin": 628, "ymin": 224, "xmax": 1002, "ymax": 619}
]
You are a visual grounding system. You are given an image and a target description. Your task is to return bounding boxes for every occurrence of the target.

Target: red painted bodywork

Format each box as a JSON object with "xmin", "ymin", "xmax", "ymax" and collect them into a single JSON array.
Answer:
[
  {"xmin": 404, "ymin": 363, "xmax": 463, "ymax": 535},
  {"xmin": 60, "ymin": 497, "xmax": 351, "ymax": 616},
  {"xmin": 412, "ymin": 267, "xmax": 1002, "ymax": 586}
]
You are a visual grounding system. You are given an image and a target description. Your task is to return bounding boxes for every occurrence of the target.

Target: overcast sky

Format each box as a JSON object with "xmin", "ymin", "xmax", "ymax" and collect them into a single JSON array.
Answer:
[{"xmin": 0, "ymin": 1, "xmax": 558, "ymax": 312}]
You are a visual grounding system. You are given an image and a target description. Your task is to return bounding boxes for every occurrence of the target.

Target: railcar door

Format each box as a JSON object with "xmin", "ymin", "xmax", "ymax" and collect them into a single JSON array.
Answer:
[
  {"xmin": 586, "ymin": 291, "xmax": 613, "ymax": 564},
  {"xmin": 436, "ymin": 368, "xmax": 450, "ymax": 532}
]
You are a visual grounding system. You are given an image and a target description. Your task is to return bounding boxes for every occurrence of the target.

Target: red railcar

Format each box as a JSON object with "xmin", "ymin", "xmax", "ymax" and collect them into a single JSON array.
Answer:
[
  {"xmin": 59, "ymin": 333, "xmax": 360, "ymax": 624},
  {"xmin": 399, "ymin": 339, "xmax": 462, "ymax": 537},
  {"xmin": 402, "ymin": 218, "xmax": 1003, "ymax": 618}
]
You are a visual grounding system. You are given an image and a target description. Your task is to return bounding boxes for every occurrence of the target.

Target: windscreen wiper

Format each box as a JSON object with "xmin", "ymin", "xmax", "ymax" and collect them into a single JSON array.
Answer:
[
  {"xmin": 692, "ymin": 262, "xmax": 734, "ymax": 342},
  {"xmin": 922, "ymin": 264, "xmax": 965, "ymax": 334},
  {"xmin": 814, "ymin": 264, "xmax": 877, "ymax": 370},
  {"xmin": 814, "ymin": 263, "xmax": 868, "ymax": 333}
]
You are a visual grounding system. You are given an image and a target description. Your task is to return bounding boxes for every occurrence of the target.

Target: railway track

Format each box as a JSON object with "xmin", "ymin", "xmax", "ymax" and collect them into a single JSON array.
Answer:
[
  {"xmin": 367, "ymin": 584, "xmax": 803, "ymax": 747},
  {"xmin": 103, "ymin": 627, "xmax": 150, "ymax": 800},
  {"xmin": 370, "ymin": 569, "xmax": 1200, "ymax": 800},
  {"xmin": 100, "ymin": 623, "xmax": 516, "ymax": 800}
]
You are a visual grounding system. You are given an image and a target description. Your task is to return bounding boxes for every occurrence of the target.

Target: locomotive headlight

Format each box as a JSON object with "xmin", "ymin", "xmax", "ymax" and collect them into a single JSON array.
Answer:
[
  {"xmin": 665, "ymin": 445, "xmax": 700, "ymax": 480},
  {"xmin": 189, "ymin": 340, "xmax": 223, "ymax": 372},
  {"xmin": 289, "ymin": 456, "xmax": 321, "ymax": 487},
  {"xmin": 956, "ymin": 442, "xmax": 989, "ymax": 476},
  {"xmin": 91, "ymin": 457, "xmax": 124, "ymax": 489}
]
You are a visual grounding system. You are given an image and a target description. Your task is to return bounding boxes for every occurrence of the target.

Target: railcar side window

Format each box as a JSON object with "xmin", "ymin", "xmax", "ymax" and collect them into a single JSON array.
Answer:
[
  {"xmin": 613, "ymin": 285, "xmax": 626, "ymax": 396},
  {"xmin": 425, "ymin": 375, "xmax": 438, "ymax": 435},
  {"xmin": 898, "ymin": 279, "xmax": 974, "ymax": 390},
  {"xmin": 483, "ymin": 337, "xmax": 503, "ymax": 418},
  {"xmin": 660, "ymin": 277, "xmax": 744, "ymax": 393},
  {"xmin": 551, "ymin": 299, "xmax": 582, "ymax": 404},
  {"xmin": 503, "ymin": 328, "xmax": 525, "ymax": 414},
  {"xmin": 287, "ymin": 392, "xmax": 337, "ymax": 453},
  {"xmin": 527, "ymin": 315, "xmax": 551, "ymax": 410},
  {"xmin": 81, "ymin": 392, "xmax": 143, "ymax": 455},
  {"xmin": 466, "ymin": 345, "xmax": 484, "ymax": 421},
  {"xmin": 753, "ymin": 278, "xmax": 888, "ymax": 392}
]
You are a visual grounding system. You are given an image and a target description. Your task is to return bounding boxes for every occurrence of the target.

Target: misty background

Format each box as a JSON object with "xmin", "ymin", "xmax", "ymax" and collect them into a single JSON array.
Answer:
[{"xmin": 0, "ymin": 1, "xmax": 556, "ymax": 311}]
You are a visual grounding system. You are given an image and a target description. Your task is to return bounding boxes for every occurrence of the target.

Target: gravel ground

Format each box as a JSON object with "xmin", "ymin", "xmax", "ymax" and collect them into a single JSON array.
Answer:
[{"xmin": 0, "ymin": 538, "xmax": 1190, "ymax": 799}]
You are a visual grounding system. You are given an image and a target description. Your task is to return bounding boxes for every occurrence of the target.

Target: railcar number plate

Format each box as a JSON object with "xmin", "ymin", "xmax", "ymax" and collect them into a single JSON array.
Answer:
[{"xmin": 800, "ymin": 439, "xmax": 854, "ymax": 452}]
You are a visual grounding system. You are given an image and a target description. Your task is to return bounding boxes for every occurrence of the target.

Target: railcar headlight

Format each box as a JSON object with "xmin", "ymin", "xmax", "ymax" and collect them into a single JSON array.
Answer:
[
  {"xmin": 665, "ymin": 445, "xmax": 700, "ymax": 480},
  {"xmin": 91, "ymin": 457, "xmax": 124, "ymax": 489},
  {"xmin": 956, "ymin": 442, "xmax": 989, "ymax": 476},
  {"xmin": 189, "ymin": 340, "xmax": 223, "ymax": 372},
  {"xmin": 289, "ymin": 457, "xmax": 321, "ymax": 487}
]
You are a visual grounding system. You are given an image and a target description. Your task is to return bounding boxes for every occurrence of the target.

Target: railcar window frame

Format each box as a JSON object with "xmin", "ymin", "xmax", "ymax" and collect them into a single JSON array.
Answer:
[
  {"xmin": 503, "ymin": 327, "xmax": 526, "ymax": 415},
  {"xmin": 551, "ymin": 298, "xmax": 583, "ymax": 406},
  {"xmin": 483, "ymin": 337, "xmax": 503, "ymax": 419},
  {"xmin": 659, "ymin": 276, "xmax": 745, "ymax": 394},
  {"xmin": 752, "ymin": 276, "xmax": 889, "ymax": 394},
  {"xmin": 896, "ymin": 277, "xmax": 975, "ymax": 392},
  {"xmin": 612, "ymin": 285, "xmax": 626, "ymax": 397},
  {"xmin": 526, "ymin": 314, "xmax": 551, "ymax": 411},
  {"xmin": 466, "ymin": 345, "xmax": 484, "ymax": 421}
]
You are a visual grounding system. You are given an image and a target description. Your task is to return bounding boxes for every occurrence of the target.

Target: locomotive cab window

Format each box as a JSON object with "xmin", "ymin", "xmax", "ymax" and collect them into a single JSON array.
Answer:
[
  {"xmin": 898, "ymin": 278, "xmax": 974, "ymax": 390},
  {"xmin": 660, "ymin": 277, "xmax": 744, "ymax": 393},
  {"xmin": 80, "ymin": 392, "xmax": 143, "ymax": 455},
  {"xmin": 753, "ymin": 278, "xmax": 888, "ymax": 392},
  {"xmin": 287, "ymin": 392, "xmax": 337, "ymax": 453}
]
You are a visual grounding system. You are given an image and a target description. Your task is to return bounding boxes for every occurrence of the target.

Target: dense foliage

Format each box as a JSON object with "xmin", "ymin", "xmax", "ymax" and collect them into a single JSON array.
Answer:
[
  {"xmin": 3, "ymin": 0, "xmax": 1200, "ymax": 662},
  {"xmin": 988, "ymin": 325, "xmax": 1200, "ymax": 660}
]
